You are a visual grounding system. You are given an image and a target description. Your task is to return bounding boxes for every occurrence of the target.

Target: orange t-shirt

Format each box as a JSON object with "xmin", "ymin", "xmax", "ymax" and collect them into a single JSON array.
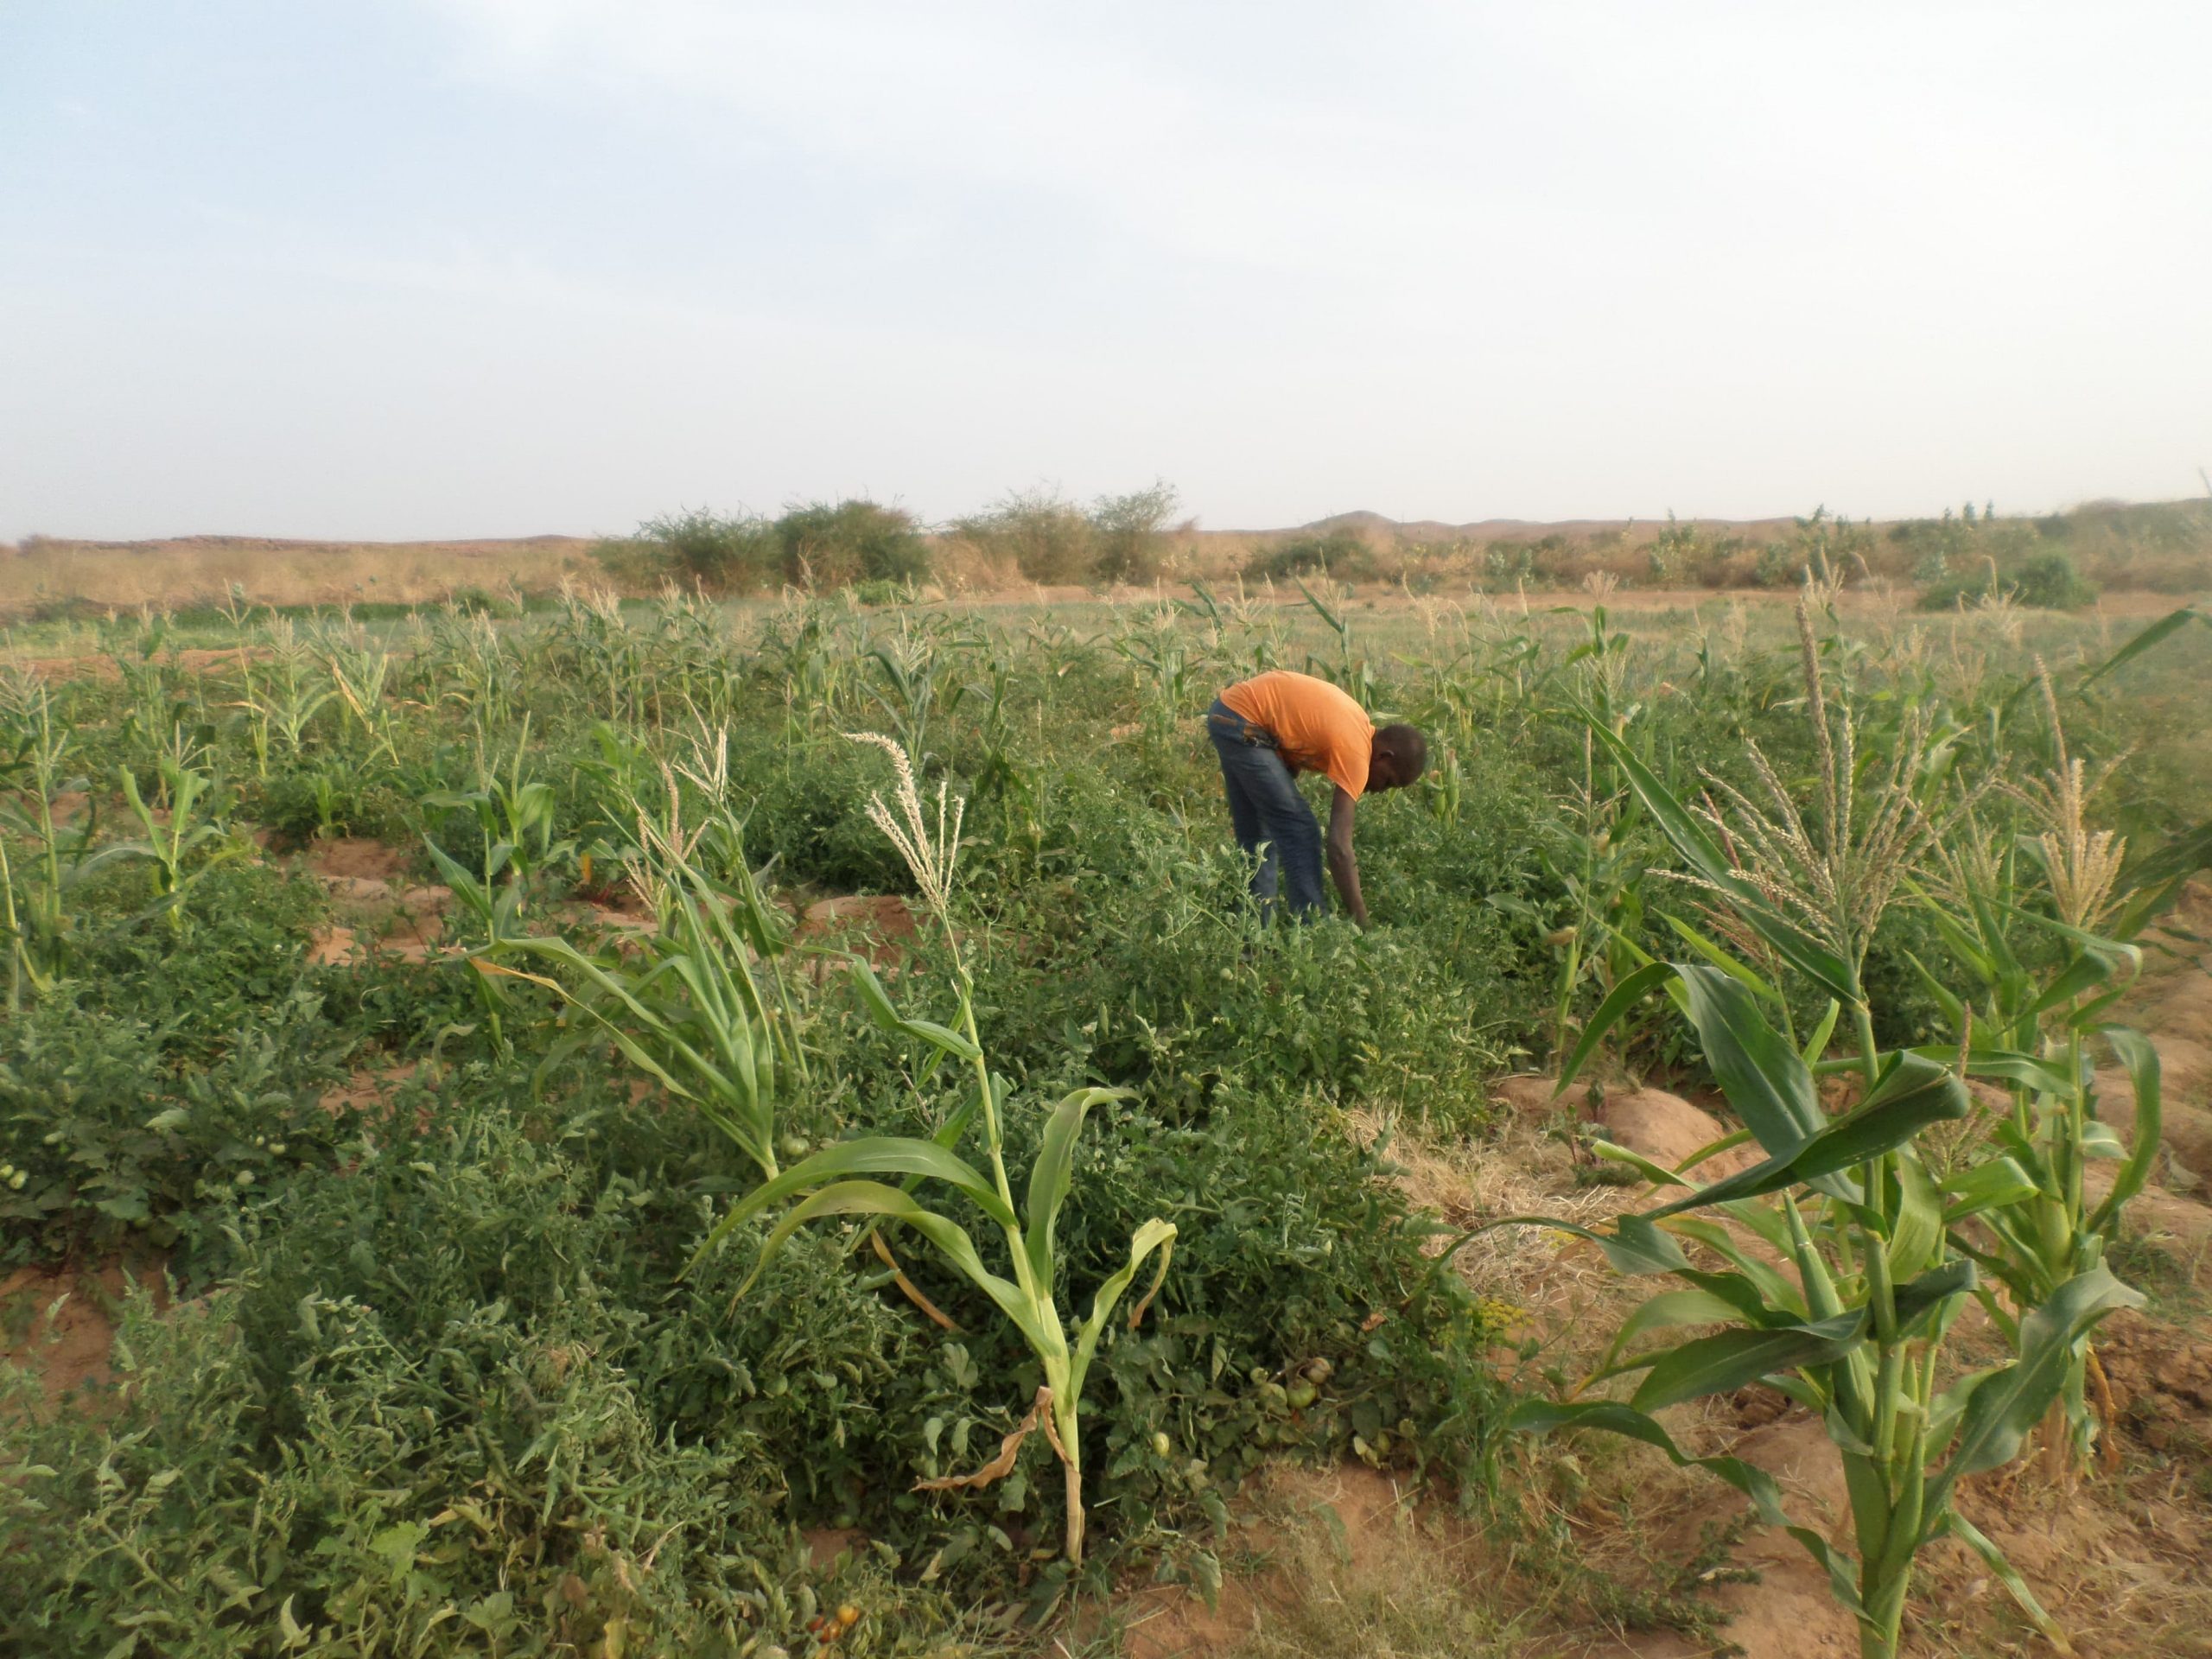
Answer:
[{"xmin": 1219, "ymin": 671, "xmax": 1375, "ymax": 798}]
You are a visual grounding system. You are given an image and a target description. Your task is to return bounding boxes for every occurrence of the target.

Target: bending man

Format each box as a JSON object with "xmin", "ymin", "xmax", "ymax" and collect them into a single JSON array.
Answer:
[{"xmin": 1205, "ymin": 670, "xmax": 1426, "ymax": 926}]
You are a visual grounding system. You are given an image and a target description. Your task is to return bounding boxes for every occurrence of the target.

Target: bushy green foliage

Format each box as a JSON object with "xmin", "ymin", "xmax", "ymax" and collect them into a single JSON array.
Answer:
[
  {"xmin": 953, "ymin": 483, "xmax": 1180, "ymax": 584},
  {"xmin": 599, "ymin": 500, "xmax": 933, "ymax": 594},
  {"xmin": 952, "ymin": 487, "xmax": 1097, "ymax": 583},
  {"xmin": 66, "ymin": 860, "xmax": 333, "ymax": 1055},
  {"xmin": 1089, "ymin": 480, "xmax": 1180, "ymax": 584},
  {"xmin": 1, "ymin": 1278, "xmax": 990, "ymax": 1657},
  {"xmin": 1243, "ymin": 530, "xmax": 1377, "ymax": 583},
  {"xmin": 969, "ymin": 863, "xmax": 1508, "ymax": 1127},
  {"xmin": 1919, "ymin": 549, "xmax": 2099, "ymax": 611},
  {"xmin": 774, "ymin": 499, "xmax": 931, "ymax": 589},
  {"xmin": 605, "ymin": 506, "xmax": 779, "ymax": 591},
  {"xmin": 0, "ymin": 994, "xmax": 349, "ymax": 1267},
  {"xmin": 249, "ymin": 760, "xmax": 416, "ymax": 845}
]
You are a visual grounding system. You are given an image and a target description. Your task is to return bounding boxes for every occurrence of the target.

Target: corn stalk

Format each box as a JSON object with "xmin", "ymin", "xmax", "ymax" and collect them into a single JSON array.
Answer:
[{"xmin": 696, "ymin": 734, "xmax": 1174, "ymax": 1566}]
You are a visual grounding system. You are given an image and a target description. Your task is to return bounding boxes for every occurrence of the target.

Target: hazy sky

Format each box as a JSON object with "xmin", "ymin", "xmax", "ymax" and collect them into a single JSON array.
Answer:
[{"xmin": 4, "ymin": 2, "xmax": 2209, "ymax": 541}]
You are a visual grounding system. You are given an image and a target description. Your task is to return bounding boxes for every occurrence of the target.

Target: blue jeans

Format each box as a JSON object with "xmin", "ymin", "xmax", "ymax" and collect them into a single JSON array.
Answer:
[{"xmin": 1207, "ymin": 697, "xmax": 1325, "ymax": 918}]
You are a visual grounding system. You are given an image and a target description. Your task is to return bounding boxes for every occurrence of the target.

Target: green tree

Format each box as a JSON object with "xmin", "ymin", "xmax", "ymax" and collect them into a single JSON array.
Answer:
[
  {"xmin": 772, "ymin": 499, "xmax": 930, "ymax": 589},
  {"xmin": 1089, "ymin": 480, "xmax": 1180, "ymax": 583}
]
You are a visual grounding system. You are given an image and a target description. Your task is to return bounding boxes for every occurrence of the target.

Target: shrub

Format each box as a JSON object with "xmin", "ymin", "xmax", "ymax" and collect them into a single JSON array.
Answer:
[
  {"xmin": 1089, "ymin": 480, "xmax": 1181, "ymax": 584},
  {"xmin": 1243, "ymin": 530, "xmax": 1377, "ymax": 584},
  {"xmin": 0, "ymin": 1281, "xmax": 984, "ymax": 1658},
  {"xmin": 952, "ymin": 487, "xmax": 1095, "ymax": 583},
  {"xmin": 618, "ymin": 507, "xmax": 779, "ymax": 592},
  {"xmin": 773, "ymin": 499, "xmax": 931, "ymax": 589},
  {"xmin": 1918, "ymin": 550, "xmax": 2099, "ymax": 612},
  {"xmin": 2011, "ymin": 550, "xmax": 2100, "ymax": 608},
  {"xmin": 67, "ymin": 859, "xmax": 334, "ymax": 1058},
  {"xmin": 0, "ymin": 990, "xmax": 351, "ymax": 1268}
]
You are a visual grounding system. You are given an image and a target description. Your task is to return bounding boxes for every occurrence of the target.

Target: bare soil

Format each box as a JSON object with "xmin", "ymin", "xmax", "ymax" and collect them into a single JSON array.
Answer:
[{"xmin": 1, "ymin": 1262, "xmax": 167, "ymax": 1409}]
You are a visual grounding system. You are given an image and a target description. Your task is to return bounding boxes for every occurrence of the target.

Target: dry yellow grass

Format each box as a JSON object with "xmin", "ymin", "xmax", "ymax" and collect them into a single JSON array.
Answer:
[{"xmin": 0, "ymin": 534, "xmax": 598, "ymax": 613}]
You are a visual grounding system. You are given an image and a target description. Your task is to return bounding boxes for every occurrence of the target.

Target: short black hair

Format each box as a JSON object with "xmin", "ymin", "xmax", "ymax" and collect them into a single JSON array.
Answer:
[{"xmin": 1376, "ymin": 723, "xmax": 1427, "ymax": 785}]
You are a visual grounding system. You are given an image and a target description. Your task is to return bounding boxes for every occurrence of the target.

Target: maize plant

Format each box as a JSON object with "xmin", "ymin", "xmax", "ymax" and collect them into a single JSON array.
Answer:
[
  {"xmin": 1492, "ymin": 962, "xmax": 2139, "ymax": 1659},
  {"xmin": 0, "ymin": 679, "xmax": 149, "ymax": 1006},
  {"xmin": 1500, "ymin": 587, "xmax": 2166, "ymax": 1655},
  {"xmin": 425, "ymin": 713, "xmax": 569, "ymax": 907},
  {"xmin": 1900, "ymin": 666, "xmax": 2205, "ymax": 1472},
  {"xmin": 314, "ymin": 625, "xmax": 403, "ymax": 766},
  {"xmin": 482, "ymin": 775, "xmax": 799, "ymax": 1184},
  {"xmin": 226, "ymin": 615, "xmax": 334, "ymax": 777},
  {"xmin": 700, "ymin": 734, "xmax": 1174, "ymax": 1567},
  {"xmin": 114, "ymin": 743, "xmax": 246, "ymax": 938}
]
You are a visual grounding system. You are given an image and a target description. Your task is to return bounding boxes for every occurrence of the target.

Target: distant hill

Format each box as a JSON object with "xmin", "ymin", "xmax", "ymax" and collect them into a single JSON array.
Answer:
[{"xmin": 1288, "ymin": 509, "xmax": 1800, "ymax": 545}]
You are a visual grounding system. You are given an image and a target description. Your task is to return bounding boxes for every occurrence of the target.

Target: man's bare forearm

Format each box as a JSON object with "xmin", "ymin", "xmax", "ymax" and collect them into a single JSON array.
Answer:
[
  {"xmin": 1327, "ymin": 842, "xmax": 1368, "ymax": 927},
  {"xmin": 1324, "ymin": 787, "xmax": 1366, "ymax": 926}
]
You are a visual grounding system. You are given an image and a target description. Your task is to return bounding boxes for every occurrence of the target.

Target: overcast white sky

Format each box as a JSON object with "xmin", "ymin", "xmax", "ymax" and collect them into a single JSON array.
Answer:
[{"xmin": 3, "ymin": 2, "xmax": 2209, "ymax": 541}]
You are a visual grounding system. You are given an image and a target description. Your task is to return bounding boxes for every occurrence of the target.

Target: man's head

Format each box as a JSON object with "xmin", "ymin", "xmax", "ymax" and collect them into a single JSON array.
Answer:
[{"xmin": 1369, "ymin": 723, "xmax": 1427, "ymax": 792}]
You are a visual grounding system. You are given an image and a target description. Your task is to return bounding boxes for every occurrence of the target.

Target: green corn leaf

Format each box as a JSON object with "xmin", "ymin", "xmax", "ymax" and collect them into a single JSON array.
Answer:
[
  {"xmin": 1629, "ymin": 1312, "xmax": 1868, "ymax": 1411},
  {"xmin": 1927, "ymin": 1266, "xmax": 2143, "ymax": 1514},
  {"xmin": 1440, "ymin": 1211, "xmax": 1694, "ymax": 1278},
  {"xmin": 2027, "ymin": 946, "xmax": 2128, "ymax": 1019},
  {"xmin": 1717, "ymin": 1192, "xmax": 1792, "ymax": 1253},
  {"xmin": 1899, "ymin": 1044, "xmax": 2071, "ymax": 1096},
  {"xmin": 1891, "ymin": 1258, "xmax": 1976, "ymax": 1339},
  {"xmin": 1939, "ymin": 1156, "xmax": 2039, "ymax": 1222},
  {"xmin": 1595, "ymin": 1287, "xmax": 1758, "ymax": 1376},
  {"xmin": 738, "ymin": 1135, "xmax": 1015, "ymax": 1230},
  {"xmin": 2114, "ymin": 819, "xmax": 2212, "ymax": 913},
  {"xmin": 1885, "ymin": 1150, "xmax": 1945, "ymax": 1280},
  {"xmin": 1800, "ymin": 998, "xmax": 1842, "ymax": 1067},
  {"xmin": 1024, "ymin": 1087, "xmax": 1134, "ymax": 1291},
  {"xmin": 1901, "ymin": 950, "xmax": 1967, "ymax": 1032},
  {"xmin": 1647, "ymin": 1052, "xmax": 1967, "ymax": 1220},
  {"xmin": 1935, "ymin": 1509, "xmax": 2075, "ymax": 1656},
  {"xmin": 1783, "ymin": 1197, "xmax": 1845, "ymax": 1321},
  {"xmin": 2087, "ymin": 1027, "xmax": 2162, "ymax": 1237},
  {"xmin": 1554, "ymin": 960, "xmax": 1677, "ymax": 1095},
  {"xmin": 1657, "ymin": 911, "xmax": 1782, "ymax": 1002},
  {"xmin": 422, "ymin": 835, "xmax": 487, "ymax": 906},
  {"xmin": 1679, "ymin": 1127, "xmax": 1756, "ymax": 1176},
  {"xmin": 1587, "ymin": 1138, "xmax": 1693, "ymax": 1189},
  {"xmin": 1068, "ymin": 1217, "xmax": 1177, "ymax": 1400},
  {"xmin": 1674, "ymin": 964, "xmax": 1825, "ymax": 1159},
  {"xmin": 2080, "ymin": 1121, "xmax": 2126, "ymax": 1159},
  {"xmin": 1910, "ymin": 890, "xmax": 2002, "ymax": 987},
  {"xmin": 2075, "ymin": 604, "xmax": 2202, "ymax": 689},
  {"xmin": 848, "ymin": 957, "xmax": 982, "ymax": 1060},
  {"xmin": 724, "ymin": 1179, "xmax": 1056, "ymax": 1357},
  {"xmin": 1558, "ymin": 960, "xmax": 1828, "ymax": 1173},
  {"xmin": 1666, "ymin": 1216, "xmax": 1808, "ymax": 1317},
  {"xmin": 1510, "ymin": 1398, "xmax": 1786, "ymax": 1525}
]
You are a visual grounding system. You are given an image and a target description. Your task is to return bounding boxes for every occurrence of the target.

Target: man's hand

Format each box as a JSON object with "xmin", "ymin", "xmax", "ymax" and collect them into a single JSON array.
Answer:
[{"xmin": 1325, "ymin": 786, "xmax": 1369, "ymax": 929}]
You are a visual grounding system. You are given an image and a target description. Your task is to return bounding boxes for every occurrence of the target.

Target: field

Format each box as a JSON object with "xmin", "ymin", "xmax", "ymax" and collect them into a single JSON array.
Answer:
[{"xmin": 5, "ymin": 568, "xmax": 2212, "ymax": 1659}]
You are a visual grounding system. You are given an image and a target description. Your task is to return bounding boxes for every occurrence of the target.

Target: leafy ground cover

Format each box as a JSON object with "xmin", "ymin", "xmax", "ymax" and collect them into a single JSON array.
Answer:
[{"xmin": 3, "ymin": 575, "xmax": 2210, "ymax": 1656}]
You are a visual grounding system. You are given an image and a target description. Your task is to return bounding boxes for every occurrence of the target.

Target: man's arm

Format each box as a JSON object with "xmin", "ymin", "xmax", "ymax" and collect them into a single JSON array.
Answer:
[{"xmin": 1325, "ymin": 786, "xmax": 1368, "ymax": 928}]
